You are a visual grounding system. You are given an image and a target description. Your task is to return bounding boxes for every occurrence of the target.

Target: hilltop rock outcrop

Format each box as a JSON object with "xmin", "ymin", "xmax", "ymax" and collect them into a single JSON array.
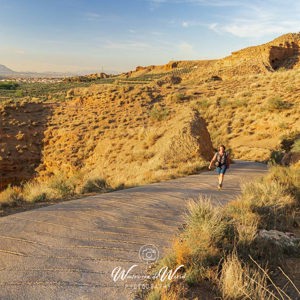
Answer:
[{"xmin": 212, "ymin": 33, "xmax": 300, "ymax": 76}]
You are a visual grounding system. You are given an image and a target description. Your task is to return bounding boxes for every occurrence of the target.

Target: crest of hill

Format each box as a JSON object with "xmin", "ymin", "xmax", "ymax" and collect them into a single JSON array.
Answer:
[
  {"xmin": 122, "ymin": 60, "xmax": 216, "ymax": 78},
  {"xmin": 210, "ymin": 32, "xmax": 300, "ymax": 77},
  {"xmin": 123, "ymin": 33, "xmax": 300, "ymax": 80}
]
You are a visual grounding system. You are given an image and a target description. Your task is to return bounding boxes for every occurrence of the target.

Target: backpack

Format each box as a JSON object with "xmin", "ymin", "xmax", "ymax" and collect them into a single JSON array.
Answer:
[{"xmin": 215, "ymin": 151, "xmax": 227, "ymax": 167}]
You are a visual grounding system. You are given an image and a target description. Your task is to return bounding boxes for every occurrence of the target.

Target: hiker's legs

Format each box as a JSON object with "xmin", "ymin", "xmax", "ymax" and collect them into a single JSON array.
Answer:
[
  {"xmin": 217, "ymin": 166, "xmax": 227, "ymax": 188},
  {"xmin": 218, "ymin": 174, "xmax": 224, "ymax": 186}
]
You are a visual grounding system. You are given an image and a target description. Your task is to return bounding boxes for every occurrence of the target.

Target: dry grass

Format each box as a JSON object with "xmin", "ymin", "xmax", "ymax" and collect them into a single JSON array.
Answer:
[
  {"xmin": 190, "ymin": 69, "xmax": 300, "ymax": 160},
  {"xmin": 227, "ymin": 168, "xmax": 297, "ymax": 235},
  {"xmin": 220, "ymin": 254, "xmax": 276, "ymax": 300},
  {"xmin": 0, "ymin": 185, "xmax": 22, "ymax": 207},
  {"xmin": 144, "ymin": 165, "xmax": 300, "ymax": 299}
]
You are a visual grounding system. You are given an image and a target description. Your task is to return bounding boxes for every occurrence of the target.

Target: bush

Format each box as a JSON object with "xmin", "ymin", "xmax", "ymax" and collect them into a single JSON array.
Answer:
[
  {"xmin": 220, "ymin": 254, "xmax": 273, "ymax": 300},
  {"xmin": 195, "ymin": 99, "xmax": 210, "ymax": 109},
  {"xmin": 232, "ymin": 98, "xmax": 248, "ymax": 108},
  {"xmin": 23, "ymin": 181, "xmax": 50, "ymax": 203},
  {"xmin": 14, "ymin": 90, "xmax": 23, "ymax": 97},
  {"xmin": 48, "ymin": 175, "xmax": 75, "ymax": 198},
  {"xmin": 81, "ymin": 178, "xmax": 108, "ymax": 193},
  {"xmin": 142, "ymin": 166, "xmax": 300, "ymax": 299},
  {"xmin": 0, "ymin": 185, "xmax": 22, "ymax": 207},
  {"xmin": 267, "ymin": 96, "xmax": 292, "ymax": 110},
  {"xmin": 146, "ymin": 289, "xmax": 161, "ymax": 300},
  {"xmin": 167, "ymin": 93, "xmax": 186, "ymax": 103},
  {"xmin": 270, "ymin": 150, "xmax": 284, "ymax": 164},
  {"xmin": 0, "ymin": 81, "xmax": 19, "ymax": 90},
  {"xmin": 280, "ymin": 131, "xmax": 300, "ymax": 151},
  {"xmin": 265, "ymin": 165, "xmax": 300, "ymax": 202},
  {"xmin": 149, "ymin": 105, "xmax": 169, "ymax": 121},
  {"xmin": 177, "ymin": 197, "xmax": 232, "ymax": 275}
]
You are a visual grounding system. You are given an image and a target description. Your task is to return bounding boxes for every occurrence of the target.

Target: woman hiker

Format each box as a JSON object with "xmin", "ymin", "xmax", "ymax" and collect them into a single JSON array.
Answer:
[{"xmin": 208, "ymin": 145, "xmax": 230, "ymax": 190}]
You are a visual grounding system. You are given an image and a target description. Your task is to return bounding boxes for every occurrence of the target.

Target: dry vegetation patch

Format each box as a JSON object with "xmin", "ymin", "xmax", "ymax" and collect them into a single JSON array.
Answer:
[{"xmin": 141, "ymin": 164, "xmax": 300, "ymax": 300}]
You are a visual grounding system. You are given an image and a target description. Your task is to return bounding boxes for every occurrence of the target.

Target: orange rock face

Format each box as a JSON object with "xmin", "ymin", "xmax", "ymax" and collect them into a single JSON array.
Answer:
[
  {"xmin": 213, "ymin": 33, "xmax": 300, "ymax": 76},
  {"xmin": 0, "ymin": 103, "xmax": 55, "ymax": 189}
]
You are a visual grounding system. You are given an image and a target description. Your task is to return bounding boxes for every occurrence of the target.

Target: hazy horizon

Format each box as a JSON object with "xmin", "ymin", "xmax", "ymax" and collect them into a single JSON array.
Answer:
[{"xmin": 1, "ymin": 0, "xmax": 299, "ymax": 73}]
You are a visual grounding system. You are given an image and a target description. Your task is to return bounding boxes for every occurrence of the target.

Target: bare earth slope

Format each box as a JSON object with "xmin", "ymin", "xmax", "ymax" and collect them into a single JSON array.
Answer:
[{"xmin": 0, "ymin": 161, "xmax": 267, "ymax": 300}]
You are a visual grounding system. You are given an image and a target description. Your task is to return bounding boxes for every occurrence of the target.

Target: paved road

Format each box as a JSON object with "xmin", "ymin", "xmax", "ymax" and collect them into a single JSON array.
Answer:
[{"xmin": 0, "ymin": 161, "xmax": 267, "ymax": 300}]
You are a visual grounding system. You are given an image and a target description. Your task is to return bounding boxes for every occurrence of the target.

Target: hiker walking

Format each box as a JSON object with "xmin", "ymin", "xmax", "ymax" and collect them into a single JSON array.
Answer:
[{"xmin": 208, "ymin": 145, "xmax": 230, "ymax": 190}]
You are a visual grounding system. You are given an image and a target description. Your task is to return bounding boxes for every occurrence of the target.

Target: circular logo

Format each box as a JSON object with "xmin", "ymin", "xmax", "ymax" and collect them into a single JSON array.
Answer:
[{"xmin": 139, "ymin": 244, "xmax": 159, "ymax": 263}]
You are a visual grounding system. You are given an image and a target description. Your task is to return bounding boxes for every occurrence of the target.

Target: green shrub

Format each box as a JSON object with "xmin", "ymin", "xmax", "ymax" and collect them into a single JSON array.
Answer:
[
  {"xmin": 0, "ymin": 81, "xmax": 19, "ymax": 90},
  {"xmin": 149, "ymin": 105, "xmax": 169, "ymax": 121},
  {"xmin": 233, "ymin": 98, "xmax": 248, "ymax": 108},
  {"xmin": 49, "ymin": 176, "xmax": 75, "ymax": 198},
  {"xmin": 14, "ymin": 90, "xmax": 23, "ymax": 97},
  {"xmin": 267, "ymin": 96, "xmax": 292, "ymax": 110},
  {"xmin": 81, "ymin": 178, "xmax": 108, "ymax": 193},
  {"xmin": 146, "ymin": 289, "xmax": 161, "ymax": 300},
  {"xmin": 168, "ymin": 93, "xmax": 186, "ymax": 103},
  {"xmin": 195, "ymin": 99, "xmax": 210, "ymax": 109},
  {"xmin": 270, "ymin": 150, "xmax": 284, "ymax": 164},
  {"xmin": 217, "ymin": 98, "xmax": 229, "ymax": 107}
]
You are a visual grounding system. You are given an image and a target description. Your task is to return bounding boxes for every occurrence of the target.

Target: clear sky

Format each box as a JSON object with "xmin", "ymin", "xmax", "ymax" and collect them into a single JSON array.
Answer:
[{"xmin": 0, "ymin": 0, "xmax": 299, "ymax": 73}]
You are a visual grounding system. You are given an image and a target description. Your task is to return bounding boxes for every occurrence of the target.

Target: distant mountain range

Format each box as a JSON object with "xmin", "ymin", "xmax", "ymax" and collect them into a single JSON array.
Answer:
[
  {"xmin": 0, "ymin": 64, "xmax": 75, "ymax": 78},
  {"xmin": 0, "ymin": 64, "xmax": 117, "ymax": 78},
  {"xmin": 0, "ymin": 64, "xmax": 16, "ymax": 75}
]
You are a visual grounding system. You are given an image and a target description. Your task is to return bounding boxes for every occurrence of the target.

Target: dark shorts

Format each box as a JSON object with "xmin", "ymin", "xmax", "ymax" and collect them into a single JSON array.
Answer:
[{"xmin": 216, "ymin": 165, "xmax": 227, "ymax": 175}]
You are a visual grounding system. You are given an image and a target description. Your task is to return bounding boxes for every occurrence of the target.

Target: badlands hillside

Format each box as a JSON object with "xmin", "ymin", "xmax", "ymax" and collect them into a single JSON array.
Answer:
[{"xmin": 0, "ymin": 33, "xmax": 299, "ymax": 197}]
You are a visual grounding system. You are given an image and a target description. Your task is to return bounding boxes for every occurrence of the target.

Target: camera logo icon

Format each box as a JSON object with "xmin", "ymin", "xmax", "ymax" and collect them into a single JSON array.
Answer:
[{"xmin": 139, "ymin": 244, "xmax": 159, "ymax": 263}]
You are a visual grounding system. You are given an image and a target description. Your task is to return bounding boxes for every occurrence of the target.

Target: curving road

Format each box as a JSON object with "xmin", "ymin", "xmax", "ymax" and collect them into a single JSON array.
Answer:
[{"xmin": 0, "ymin": 161, "xmax": 267, "ymax": 300}]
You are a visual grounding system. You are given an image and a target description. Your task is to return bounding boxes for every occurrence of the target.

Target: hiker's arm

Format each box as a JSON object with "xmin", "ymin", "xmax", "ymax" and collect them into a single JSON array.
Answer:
[{"xmin": 209, "ymin": 153, "xmax": 217, "ymax": 169}]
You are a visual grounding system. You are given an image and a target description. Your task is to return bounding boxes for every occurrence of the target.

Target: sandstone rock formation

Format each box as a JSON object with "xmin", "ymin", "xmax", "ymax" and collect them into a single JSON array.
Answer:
[
  {"xmin": 211, "ymin": 33, "xmax": 300, "ymax": 77},
  {"xmin": 0, "ymin": 102, "xmax": 53, "ymax": 189}
]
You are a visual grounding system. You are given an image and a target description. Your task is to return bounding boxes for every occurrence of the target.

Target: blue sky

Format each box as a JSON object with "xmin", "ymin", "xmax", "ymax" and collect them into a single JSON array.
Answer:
[{"xmin": 0, "ymin": 0, "xmax": 299, "ymax": 73}]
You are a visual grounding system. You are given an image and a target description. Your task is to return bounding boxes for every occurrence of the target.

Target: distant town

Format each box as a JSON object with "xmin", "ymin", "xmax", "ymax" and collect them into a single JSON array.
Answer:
[{"xmin": 0, "ymin": 77, "xmax": 64, "ymax": 83}]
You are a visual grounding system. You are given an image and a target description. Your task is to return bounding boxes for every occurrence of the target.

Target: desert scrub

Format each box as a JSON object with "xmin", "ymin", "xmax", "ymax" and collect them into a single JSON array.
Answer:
[
  {"xmin": 228, "ymin": 179, "xmax": 295, "ymax": 233},
  {"xmin": 219, "ymin": 253, "xmax": 275, "ymax": 300},
  {"xmin": 264, "ymin": 165, "xmax": 300, "ymax": 202},
  {"xmin": 167, "ymin": 93, "xmax": 186, "ymax": 104},
  {"xmin": 267, "ymin": 96, "xmax": 292, "ymax": 110},
  {"xmin": 47, "ymin": 174, "xmax": 76, "ymax": 198},
  {"xmin": 160, "ymin": 197, "xmax": 234, "ymax": 282},
  {"xmin": 231, "ymin": 98, "xmax": 248, "ymax": 108},
  {"xmin": 193, "ymin": 98, "xmax": 211, "ymax": 110},
  {"xmin": 143, "ymin": 165, "xmax": 300, "ymax": 299},
  {"xmin": 81, "ymin": 177, "xmax": 109, "ymax": 193},
  {"xmin": 0, "ymin": 185, "xmax": 22, "ymax": 207},
  {"xmin": 22, "ymin": 181, "xmax": 50, "ymax": 202},
  {"xmin": 149, "ymin": 105, "xmax": 169, "ymax": 121}
]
